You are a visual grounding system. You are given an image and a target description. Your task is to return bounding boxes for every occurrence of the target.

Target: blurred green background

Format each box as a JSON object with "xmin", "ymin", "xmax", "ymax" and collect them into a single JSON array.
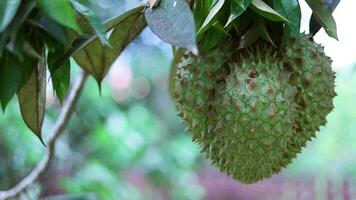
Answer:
[{"xmin": 1, "ymin": 0, "xmax": 356, "ymax": 200}]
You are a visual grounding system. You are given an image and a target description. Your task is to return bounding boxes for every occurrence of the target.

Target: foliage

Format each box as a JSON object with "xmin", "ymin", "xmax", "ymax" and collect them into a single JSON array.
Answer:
[
  {"xmin": 194, "ymin": 0, "xmax": 338, "ymax": 51},
  {"xmin": 0, "ymin": 0, "xmax": 195, "ymax": 142},
  {"xmin": 0, "ymin": 0, "xmax": 343, "ymax": 198}
]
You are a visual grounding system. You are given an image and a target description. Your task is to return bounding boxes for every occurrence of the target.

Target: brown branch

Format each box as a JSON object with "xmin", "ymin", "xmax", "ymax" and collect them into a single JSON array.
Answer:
[{"xmin": 0, "ymin": 71, "xmax": 89, "ymax": 200}]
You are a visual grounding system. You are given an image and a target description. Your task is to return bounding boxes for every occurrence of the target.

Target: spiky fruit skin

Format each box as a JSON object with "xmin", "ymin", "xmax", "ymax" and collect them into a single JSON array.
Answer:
[
  {"xmin": 173, "ymin": 35, "xmax": 336, "ymax": 184},
  {"xmin": 282, "ymin": 34, "xmax": 336, "ymax": 149},
  {"xmin": 174, "ymin": 44, "xmax": 299, "ymax": 183}
]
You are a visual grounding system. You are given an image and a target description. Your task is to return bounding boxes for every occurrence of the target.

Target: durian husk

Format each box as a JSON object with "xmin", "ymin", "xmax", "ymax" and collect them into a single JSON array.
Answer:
[{"xmin": 172, "ymin": 35, "xmax": 336, "ymax": 184}]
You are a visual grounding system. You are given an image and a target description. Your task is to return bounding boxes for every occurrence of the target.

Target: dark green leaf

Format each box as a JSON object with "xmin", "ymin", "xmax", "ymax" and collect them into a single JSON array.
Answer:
[
  {"xmin": 23, "ymin": 40, "xmax": 42, "ymax": 59},
  {"xmin": 37, "ymin": 0, "xmax": 82, "ymax": 33},
  {"xmin": 225, "ymin": 0, "xmax": 252, "ymax": 27},
  {"xmin": 6, "ymin": 24, "xmax": 26, "ymax": 58},
  {"xmin": 270, "ymin": 22, "xmax": 284, "ymax": 46},
  {"xmin": 0, "ymin": 1, "xmax": 36, "ymax": 56},
  {"xmin": 0, "ymin": 0, "xmax": 21, "ymax": 32},
  {"xmin": 193, "ymin": 0, "xmax": 216, "ymax": 29},
  {"xmin": 273, "ymin": 0, "xmax": 301, "ymax": 38},
  {"xmin": 48, "ymin": 46, "xmax": 70, "ymax": 103},
  {"xmin": 17, "ymin": 56, "xmax": 46, "ymax": 143},
  {"xmin": 196, "ymin": 0, "xmax": 225, "ymax": 36},
  {"xmin": 250, "ymin": 0, "xmax": 291, "ymax": 23},
  {"xmin": 233, "ymin": 14, "xmax": 251, "ymax": 36},
  {"xmin": 74, "ymin": 9, "xmax": 147, "ymax": 83},
  {"xmin": 201, "ymin": 21, "xmax": 227, "ymax": 52},
  {"xmin": 70, "ymin": 0, "xmax": 108, "ymax": 45},
  {"xmin": 193, "ymin": 0, "xmax": 205, "ymax": 28},
  {"xmin": 254, "ymin": 17, "xmax": 276, "ymax": 47},
  {"xmin": 212, "ymin": 21, "xmax": 230, "ymax": 35},
  {"xmin": 28, "ymin": 12, "xmax": 70, "ymax": 45},
  {"xmin": 0, "ymin": 51, "xmax": 37, "ymax": 111},
  {"xmin": 52, "ymin": 7, "xmax": 145, "ymax": 73},
  {"xmin": 38, "ymin": 30, "xmax": 60, "ymax": 52},
  {"xmin": 309, "ymin": 0, "xmax": 339, "ymax": 38},
  {"xmin": 52, "ymin": 34, "xmax": 93, "ymax": 72},
  {"xmin": 145, "ymin": 0, "xmax": 197, "ymax": 54}
]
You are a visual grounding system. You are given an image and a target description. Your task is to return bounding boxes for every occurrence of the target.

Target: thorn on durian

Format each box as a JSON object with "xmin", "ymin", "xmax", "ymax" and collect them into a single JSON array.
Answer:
[{"xmin": 233, "ymin": 128, "xmax": 238, "ymax": 135}]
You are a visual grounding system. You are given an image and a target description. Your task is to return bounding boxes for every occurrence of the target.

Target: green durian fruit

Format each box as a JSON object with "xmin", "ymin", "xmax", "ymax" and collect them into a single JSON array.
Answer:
[
  {"xmin": 172, "ymin": 35, "xmax": 336, "ymax": 184},
  {"xmin": 281, "ymin": 34, "xmax": 336, "ymax": 149},
  {"xmin": 173, "ymin": 42, "xmax": 299, "ymax": 183}
]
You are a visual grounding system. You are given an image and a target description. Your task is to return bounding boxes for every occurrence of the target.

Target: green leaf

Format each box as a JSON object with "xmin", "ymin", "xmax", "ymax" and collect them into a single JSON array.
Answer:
[
  {"xmin": 0, "ymin": 0, "xmax": 36, "ymax": 56},
  {"xmin": 38, "ymin": 30, "xmax": 60, "ymax": 52},
  {"xmin": 213, "ymin": 21, "xmax": 230, "ymax": 35},
  {"xmin": 233, "ymin": 15, "xmax": 252, "ymax": 36},
  {"xmin": 48, "ymin": 46, "xmax": 70, "ymax": 103},
  {"xmin": 306, "ymin": 0, "xmax": 338, "ymax": 39},
  {"xmin": 37, "ymin": 0, "xmax": 82, "ymax": 33},
  {"xmin": 23, "ymin": 40, "xmax": 42, "ymax": 59},
  {"xmin": 17, "ymin": 56, "xmax": 46, "ymax": 144},
  {"xmin": 250, "ymin": 0, "xmax": 291, "ymax": 23},
  {"xmin": 193, "ymin": 0, "xmax": 216, "ymax": 29},
  {"xmin": 145, "ymin": 0, "xmax": 197, "ymax": 54},
  {"xmin": 6, "ymin": 24, "xmax": 26, "ymax": 58},
  {"xmin": 74, "ymin": 8, "xmax": 147, "ymax": 84},
  {"xmin": 70, "ymin": 0, "xmax": 108, "ymax": 45},
  {"xmin": 52, "ymin": 7, "xmax": 145, "ymax": 73},
  {"xmin": 225, "ymin": 0, "xmax": 252, "ymax": 27},
  {"xmin": 254, "ymin": 17, "xmax": 276, "ymax": 47},
  {"xmin": 0, "ymin": 0, "xmax": 21, "ymax": 32},
  {"xmin": 196, "ymin": 0, "xmax": 225, "ymax": 36},
  {"xmin": 0, "ymin": 51, "xmax": 37, "ymax": 111},
  {"xmin": 201, "ymin": 21, "xmax": 228, "ymax": 52},
  {"xmin": 273, "ymin": 0, "xmax": 301, "ymax": 38},
  {"xmin": 28, "ymin": 12, "xmax": 70, "ymax": 45},
  {"xmin": 193, "ymin": 0, "xmax": 205, "ymax": 28}
]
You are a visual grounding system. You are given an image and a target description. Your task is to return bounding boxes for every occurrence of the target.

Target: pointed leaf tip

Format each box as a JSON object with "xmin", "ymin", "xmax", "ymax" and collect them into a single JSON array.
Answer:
[
  {"xmin": 197, "ymin": 0, "xmax": 225, "ymax": 35},
  {"xmin": 18, "ymin": 56, "xmax": 46, "ymax": 143},
  {"xmin": 306, "ymin": 0, "xmax": 338, "ymax": 40},
  {"xmin": 251, "ymin": 0, "xmax": 291, "ymax": 23}
]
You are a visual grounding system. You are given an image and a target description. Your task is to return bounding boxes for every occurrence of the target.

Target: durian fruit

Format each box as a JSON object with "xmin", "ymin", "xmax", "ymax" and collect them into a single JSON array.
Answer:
[
  {"xmin": 172, "ymin": 35, "xmax": 336, "ymax": 184},
  {"xmin": 281, "ymin": 34, "xmax": 336, "ymax": 149},
  {"xmin": 173, "ymin": 43, "xmax": 233, "ymax": 139},
  {"xmin": 173, "ymin": 42, "xmax": 299, "ymax": 183}
]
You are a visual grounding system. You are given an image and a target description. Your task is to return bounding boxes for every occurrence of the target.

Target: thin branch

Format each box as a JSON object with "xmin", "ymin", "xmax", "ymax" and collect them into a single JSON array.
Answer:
[{"xmin": 0, "ymin": 71, "xmax": 89, "ymax": 200}]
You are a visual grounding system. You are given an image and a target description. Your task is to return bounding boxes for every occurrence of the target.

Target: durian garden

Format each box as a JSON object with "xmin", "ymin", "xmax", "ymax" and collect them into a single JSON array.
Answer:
[{"xmin": 0, "ymin": 0, "xmax": 341, "ymax": 197}]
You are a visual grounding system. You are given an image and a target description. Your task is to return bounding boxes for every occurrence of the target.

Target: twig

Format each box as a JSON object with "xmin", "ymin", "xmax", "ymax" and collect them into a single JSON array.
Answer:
[{"xmin": 0, "ymin": 71, "xmax": 89, "ymax": 200}]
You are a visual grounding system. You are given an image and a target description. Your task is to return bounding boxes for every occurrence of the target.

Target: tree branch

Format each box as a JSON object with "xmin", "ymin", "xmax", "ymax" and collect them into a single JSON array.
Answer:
[{"xmin": 0, "ymin": 71, "xmax": 89, "ymax": 200}]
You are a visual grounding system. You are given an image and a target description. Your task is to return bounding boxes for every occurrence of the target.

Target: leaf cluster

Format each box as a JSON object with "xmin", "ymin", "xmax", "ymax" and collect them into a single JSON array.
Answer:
[
  {"xmin": 0, "ymin": 0, "xmax": 148, "ymax": 142},
  {"xmin": 193, "ymin": 0, "xmax": 338, "ymax": 52}
]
